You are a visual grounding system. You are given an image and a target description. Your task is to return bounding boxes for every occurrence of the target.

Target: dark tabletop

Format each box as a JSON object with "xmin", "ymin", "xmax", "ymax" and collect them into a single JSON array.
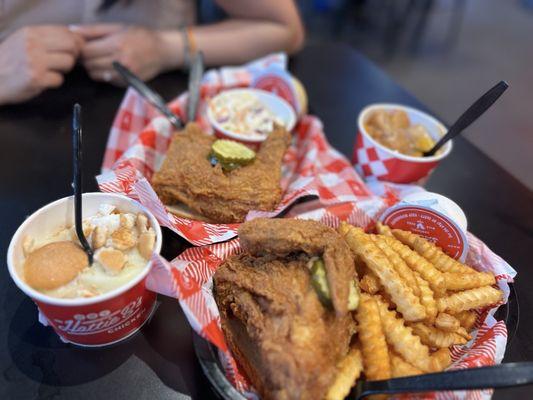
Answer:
[{"xmin": 1, "ymin": 43, "xmax": 531, "ymax": 400}]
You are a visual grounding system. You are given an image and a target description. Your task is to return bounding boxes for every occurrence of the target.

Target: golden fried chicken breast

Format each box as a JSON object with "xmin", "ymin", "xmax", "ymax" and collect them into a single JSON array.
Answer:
[{"xmin": 151, "ymin": 123, "xmax": 290, "ymax": 223}]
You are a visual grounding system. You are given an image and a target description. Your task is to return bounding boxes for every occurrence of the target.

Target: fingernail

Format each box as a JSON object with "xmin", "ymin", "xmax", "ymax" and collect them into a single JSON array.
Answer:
[{"xmin": 68, "ymin": 24, "xmax": 81, "ymax": 32}]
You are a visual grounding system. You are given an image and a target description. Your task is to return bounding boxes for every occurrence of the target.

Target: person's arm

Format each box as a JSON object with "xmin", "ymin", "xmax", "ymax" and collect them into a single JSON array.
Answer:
[
  {"xmin": 160, "ymin": 0, "xmax": 305, "ymax": 68},
  {"xmin": 77, "ymin": 0, "xmax": 304, "ymax": 84}
]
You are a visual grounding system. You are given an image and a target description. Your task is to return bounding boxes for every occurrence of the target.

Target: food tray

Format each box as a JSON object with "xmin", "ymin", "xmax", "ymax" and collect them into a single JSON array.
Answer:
[{"xmin": 192, "ymin": 284, "xmax": 519, "ymax": 400}]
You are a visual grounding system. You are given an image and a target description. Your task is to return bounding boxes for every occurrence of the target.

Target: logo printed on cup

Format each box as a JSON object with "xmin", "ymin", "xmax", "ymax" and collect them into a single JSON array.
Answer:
[
  {"xmin": 382, "ymin": 206, "xmax": 465, "ymax": 259},
  {"xmin": 53, "ymin": 296, "xmax": 143, "ymax": 336}
]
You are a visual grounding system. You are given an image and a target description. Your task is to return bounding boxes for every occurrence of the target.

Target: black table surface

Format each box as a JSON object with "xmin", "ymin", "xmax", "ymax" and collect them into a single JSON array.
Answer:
[{"xmin": 1, "ymin": 43, "xmax": 532, "ymax": 400}]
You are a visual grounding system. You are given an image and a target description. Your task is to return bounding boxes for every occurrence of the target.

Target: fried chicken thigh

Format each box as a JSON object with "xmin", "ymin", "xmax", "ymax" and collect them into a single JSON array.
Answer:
[
  {"xmin": 151, "ymin": 123, "xmax": 291, "ymax": 223},
  {"xmin": 214, "ymin": 218, "xmax": 357, "ymax": 400},
  {"xmin": 239, "ymin": 218, "xmax": 356, "ymax": 315}
]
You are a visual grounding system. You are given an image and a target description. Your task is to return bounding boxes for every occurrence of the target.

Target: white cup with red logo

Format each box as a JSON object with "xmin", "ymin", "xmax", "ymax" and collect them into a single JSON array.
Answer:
[
  {"xmin": 380, "ymin": 191, "xmax": 468, "ymax": 261},
  {"xmin": 353, "ymin": 104, "xmax": 452, "ymax": 184},
  {"xmin": 7, "ymin": 192, "xmax": 163, "ymax": 347}
]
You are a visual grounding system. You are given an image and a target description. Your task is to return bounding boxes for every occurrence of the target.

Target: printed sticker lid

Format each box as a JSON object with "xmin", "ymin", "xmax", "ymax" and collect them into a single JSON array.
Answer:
[{"xmin": 380, "ymin": 192, "xmax": 468, "ymax": 261}]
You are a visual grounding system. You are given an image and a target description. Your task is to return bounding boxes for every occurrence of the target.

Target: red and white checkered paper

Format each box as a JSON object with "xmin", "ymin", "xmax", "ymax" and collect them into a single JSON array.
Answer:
[
  {"xmin": 97, "ymin": 54, "xmax": 376, "ymax": 246},
  {"xmin": 146, "ymin": 181, "xmax": 516, "ymax": 400},
  {"xmin": 96, "ymin": 54, "xmax": 516, "ymax": 398}
]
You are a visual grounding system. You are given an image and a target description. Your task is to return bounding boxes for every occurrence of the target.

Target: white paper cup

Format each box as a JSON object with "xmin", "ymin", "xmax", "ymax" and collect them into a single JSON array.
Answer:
[
  {"xmin": 7, "ymin": 193, "xmax": 162, "ymax": 347},
  {"xmin": 380, "ymin": 191, "xmax": 468, "ymax": 261},
  {"xmin": 207, "ymin": 88, "xmax": 296, "ymax": 149},
  {"xmin": 354, "ymin": 103, "xmax": 452, "ymax": 185}
]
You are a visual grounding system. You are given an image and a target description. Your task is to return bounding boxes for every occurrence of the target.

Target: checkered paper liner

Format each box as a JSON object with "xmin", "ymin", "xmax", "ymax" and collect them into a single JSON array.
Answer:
[
  {"xmin": 352, "ymin": 112, "xmax": 444, "ymax": 185},
  {"xmin": 97, "ymin": 54, "xmax": 375, "ymax": 246},
  {"xmin": 146, "ymin": 184, "xmax": 516, "ymax": 400}
]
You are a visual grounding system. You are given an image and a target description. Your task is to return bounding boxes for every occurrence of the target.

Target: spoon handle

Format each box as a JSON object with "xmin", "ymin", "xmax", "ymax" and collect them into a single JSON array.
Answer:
[
  {"xmin": 112, "ymin": 61, "xmax": 183, "ymax": 130},
  {"xmin": 187, "ymin": 51, "xmax": 204, "ymax": 123},
  {"xmin": 72, "ymin": 104, "xmax": 94, "ymax": 264},
  {"xmin": 425, "ymin": 80, "xmax": 508, "ymax": 156},
  {"xmin": 362, "ymin": 362, "xmax": 533, "ymax": 397}
]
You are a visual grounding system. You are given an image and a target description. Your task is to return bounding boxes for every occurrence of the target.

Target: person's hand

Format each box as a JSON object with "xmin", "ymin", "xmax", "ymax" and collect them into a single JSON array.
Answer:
[
  {"xmin": 76, "ymin": 24, "xmax": 172, "ymax": 85},
  {"xmin": 0, "ymin": 26, "xmax": 83, "ymax": 105}
]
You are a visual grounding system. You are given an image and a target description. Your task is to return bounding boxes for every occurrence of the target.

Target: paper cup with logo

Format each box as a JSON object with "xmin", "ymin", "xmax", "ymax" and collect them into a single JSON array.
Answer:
[
  {"xmin": 7, "ymin": 192, "xmax": 163, "ymax": 347},
  {"xmin": 380, "ymin": 191, "xmax": 468, "ymax": 261},
  {"xmin": 353, "ymin": 104, "xmax": 452, "ymax": 184}
]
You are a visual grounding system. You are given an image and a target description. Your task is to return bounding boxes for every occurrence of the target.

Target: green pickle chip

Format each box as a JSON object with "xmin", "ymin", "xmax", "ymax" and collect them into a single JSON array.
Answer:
[
  {"xmin": 348, "ymin": 280, "xmax": 360, "ymax": 311},
  {"xmin": 211, "ymin": 139, "xmax": 256, "ymax": 164},
  {"xmin": 311, "ymin": 258, "xmax": 332, "ymax": 308},
  {"xmin": 311, "ymin": 258, "xmax": 359, "ymax": 311}
]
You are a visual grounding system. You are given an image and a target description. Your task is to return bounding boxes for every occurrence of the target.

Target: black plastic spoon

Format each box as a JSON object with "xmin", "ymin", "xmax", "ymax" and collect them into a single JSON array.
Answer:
[
  {"xmin": 351, "ymin": 362, "xmax": 533, "ymax": 399},
  {"xmin": 72, "ymin": 104, "xmax": 94, "ymax": 264},
  {"xmin": 424, "ymin": 80, "xmax": 508, "ymax": 157}
]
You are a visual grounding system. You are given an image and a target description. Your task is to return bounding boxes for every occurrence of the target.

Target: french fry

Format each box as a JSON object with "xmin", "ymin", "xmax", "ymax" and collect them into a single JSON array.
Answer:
[
  {"xmin": 452, "ymin": 310, "xmax": 478, "ymax": 331},
  {"xmin": 341, "ymin": 226, "xmax": 426, "ymax": 322},
  {"xmin": 359, "ymin": 272, "xmax": 381, "ymax": 295},
  {"xmin": 375, "ymin": 296, "xmax": 434, "ymax": 372},
  {"xmin": 437, "ymin": 286, "xmax": 502, "ymax": 313},
  {"xmin": 390, "ymin": 352, "xmax": 423, "ymax": 377},
  {"xmin": 372, "ymin": 235, "xmax": 420, "ymax": 297},
  {"xmin": 325, "ymin": 346, "xmax": 363, "ymax": 400},
  {"xmin": 443, "ymin": 271, "xmax": 496, "ymax": 291},
  {"xmin": 375, "ymin": 222, "xmax": 394, "ymax": 237},
  {"xmin": 410, "ymin": 322, "xmax": 468, "ymax": 348},
  {"xmin": 455, "ymin": 326, "xmax": 472, "ymax": 341},
  {"xmin": 430, "ymin": 348, "xmax": 452, "ymax": 372},
  {"xmin": 378, "ymin": 289, "xmax": 397, "ymax": 310},
  {"xmin": 392, "ymin": 229, "xmax": 474, "ymax": 274},
  {"xmin": 435, "ymin": 313, "xmax": 460, "ymax": 333},
  {"xmin": 415, "ymin": 272, "xmax": 438, "ymax": 324},
  {"xmin": 382, "ymin": 235, "xmax": 446, "ymax": 297},
  {"xmin": 356, "ymin": 294, "xmax": 391, "ymax": 380},
  {"xmin": 338, "ymin": 222, "xmax": 353, "ymax": 237}
]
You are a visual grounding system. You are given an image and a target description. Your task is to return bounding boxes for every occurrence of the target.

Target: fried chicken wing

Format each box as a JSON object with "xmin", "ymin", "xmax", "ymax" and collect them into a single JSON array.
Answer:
[
  {"xmin": 238, "ymin": 218, "xmax": 356, "ymax": 315},
  {"xmin": 214, "ymin": 253, "xmax": 356, "ymax": 400},
  {"xmin": 151, "ymin": 123, "xmax": 290, "ymax": 223}
]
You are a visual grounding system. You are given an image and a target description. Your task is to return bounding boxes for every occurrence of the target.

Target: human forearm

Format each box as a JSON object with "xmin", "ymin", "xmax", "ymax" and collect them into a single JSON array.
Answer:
[
  {"xmin": 158, "ymin": 18, "xmax": 303, "ymax": 69},
  {"xmin": 194, "ymin": 19, "xmax": 303, "ymax": 65}
]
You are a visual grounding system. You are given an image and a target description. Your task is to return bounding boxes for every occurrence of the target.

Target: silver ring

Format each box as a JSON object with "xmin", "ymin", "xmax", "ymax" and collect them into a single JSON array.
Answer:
[{"xmin": 103, "ymin": 71, "xmax": 113, "ymax": 82}]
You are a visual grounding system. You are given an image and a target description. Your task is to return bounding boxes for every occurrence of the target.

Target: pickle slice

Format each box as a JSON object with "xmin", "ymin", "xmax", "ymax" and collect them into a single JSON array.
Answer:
[
  {"xmin": 311, "ymin": 258, "xmax": 332, "ymax": 308},
  {"xmin": 310, "ymin": 257, "xmax": 360, "ymax": 311},
  {"xmin": 211, "ymin": 139, "xmax": 256, "ymax": 164},
  {"xmin": 208, "ymin": 153, "xmax": 244, "ymax": 172},
  {"xmin": 348, "ymin": 280, "xmax": 360, "ymax": 311}
]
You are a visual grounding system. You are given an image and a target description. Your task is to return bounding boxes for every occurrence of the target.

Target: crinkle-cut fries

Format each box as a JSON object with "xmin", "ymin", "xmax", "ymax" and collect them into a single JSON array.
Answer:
[{"xmin": 327, "ymin": 223, "xmax": 503, "ymax": 399}]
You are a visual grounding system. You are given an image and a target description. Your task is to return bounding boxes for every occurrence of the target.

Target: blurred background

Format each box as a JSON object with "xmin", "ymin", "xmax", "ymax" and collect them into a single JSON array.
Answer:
[{"xmin": 201, "ymin": 0, "xmax": 533, "ymax": 190}]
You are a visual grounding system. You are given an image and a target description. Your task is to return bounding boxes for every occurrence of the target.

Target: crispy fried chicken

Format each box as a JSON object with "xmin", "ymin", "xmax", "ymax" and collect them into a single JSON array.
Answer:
[
  {"xmin": 151, "ymin": 123, "xmax": 290, "ymax": 223},
  {"xmin": 238, "ymin": 218, "xmax": 355, "ymax": 315},
  {"xmin": 214, "ymin": 218, "xmax": 357, "ymax": 400}
]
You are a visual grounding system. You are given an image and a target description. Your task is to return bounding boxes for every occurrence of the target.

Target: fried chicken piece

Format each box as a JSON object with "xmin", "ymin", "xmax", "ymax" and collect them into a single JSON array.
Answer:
[
  {"xmin": 238, "ymin": 218, "xmax": 356, "ymax": 315},
  {"xmin": 151, "ymin": 123, "xmax": 291, "ymax": 223},
  {"xmin": 214, "ymin": 253, "xmax": 356, "ymax": 400}
]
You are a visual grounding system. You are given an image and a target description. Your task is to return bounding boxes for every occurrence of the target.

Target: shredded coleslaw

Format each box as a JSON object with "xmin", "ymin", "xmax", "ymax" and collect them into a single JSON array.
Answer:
[{"xmin": 209, "ymin": 91, "xmax": 284, "ymax": 138}]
